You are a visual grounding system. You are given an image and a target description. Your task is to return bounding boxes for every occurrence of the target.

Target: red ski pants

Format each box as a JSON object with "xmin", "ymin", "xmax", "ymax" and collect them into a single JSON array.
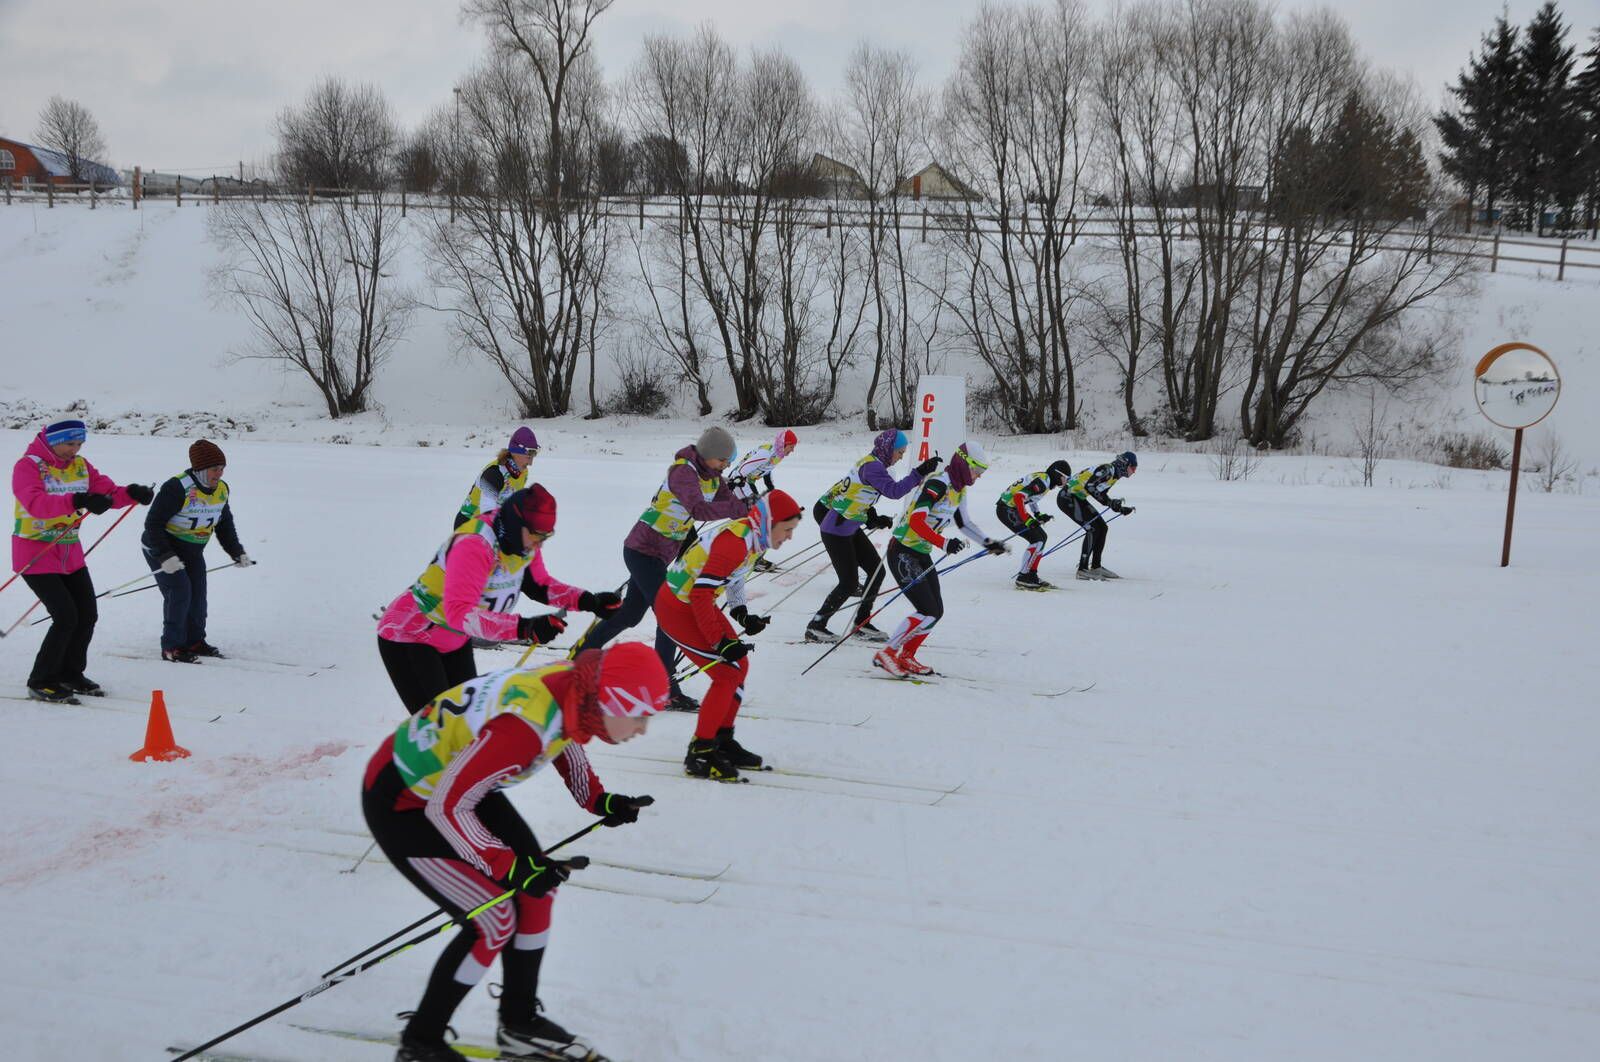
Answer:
[{"xmin": 653, "ymin": 586, "xmax": 749, "ymax": 740}]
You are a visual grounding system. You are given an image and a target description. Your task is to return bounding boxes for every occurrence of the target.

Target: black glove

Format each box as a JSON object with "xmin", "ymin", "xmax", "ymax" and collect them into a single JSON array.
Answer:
[
  {"xmin": 866, "ymin": 509, "xmax": 893, "ymax": 531},
  {"xmin": 1033, "ymin": 512, "xmax": 1054, "ymax": 525},
  {"xmin": 944, "ymin": 538, "xmax": 966, "ymax": 555},
  {"xmin": 596, "ymin": 793, "xmax": 654, "ymax": 827},
  {"xmin": 1120, "ymin": 504, "xmax": 1136, "ymax": 516},
  {"xmin": 579, "ymin": 590, "xmax": 622, "ymax": 615},
  {"xmin": 713, "ymin": 636, "xmax": 750, "ymax": 662},
  {"xmin": 125, "ymin": 483, "xmax": 154, "ymax": 505},
  {"xmin": 1112, "ymin": 499, "xmax": 1133, "ymax": 515},
  {"xmin": 504, "ymin": 853, "xmax": 589, "ymax": 897},
  {"xmin": 517, "ymin": 613, "xmax": 568, "ymax": 643},
  {"xmin": 913, "ymin": 456, "xmax": 942, "ymax": 477},
  {"xmin": 729, "ymin": 605, "xmax": 769, "ymax": 636},
  {"xmin": 984, "ymin": 539, "xmax": 1009, "ymax": 556},
  {"xmin": 72, "ymin": 492, "xmax": 113, "ymax": 515}
]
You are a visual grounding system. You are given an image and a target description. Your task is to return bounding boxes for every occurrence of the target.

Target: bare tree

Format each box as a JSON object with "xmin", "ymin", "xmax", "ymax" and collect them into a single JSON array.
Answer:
[
  {"xmin": 276, "ymin": 78, "xmax": 399, "ymax": 189},
  {"xmin": 211, "ymin": 189, "xmax": 411, "ymax": 418},
  {"xmin": 35, "ymin": 96, "xmax": 108, "ymax": 184}
]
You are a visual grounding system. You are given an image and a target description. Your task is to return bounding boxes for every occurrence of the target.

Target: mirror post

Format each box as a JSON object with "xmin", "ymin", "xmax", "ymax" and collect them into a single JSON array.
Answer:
[{"xmin": 1501, "ymin": 427, "xmax": 1523, "ymax": 568}]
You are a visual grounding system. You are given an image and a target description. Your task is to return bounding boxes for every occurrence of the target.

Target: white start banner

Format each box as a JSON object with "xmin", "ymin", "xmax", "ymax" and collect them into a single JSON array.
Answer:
[{"xmin": 914, "ymin": 375, "xmax": 967, "ymax": 465}]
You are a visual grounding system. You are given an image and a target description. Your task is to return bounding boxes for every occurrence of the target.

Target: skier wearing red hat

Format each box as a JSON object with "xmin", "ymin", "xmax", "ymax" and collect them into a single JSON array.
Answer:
[
  {"xmin": 377, "ymin": 486, "xmax": 624, "ymax": 714},
  {"xmin": 454, "ymin": 426, "xmax": 540, "ymax": 529},
  {"xmin": 363, "ymin": 641, "xmax": 668, "ymax": 1062},
  {"xmin": 653, "ymin": 489, "xmax": 805, "ymax": 781}
]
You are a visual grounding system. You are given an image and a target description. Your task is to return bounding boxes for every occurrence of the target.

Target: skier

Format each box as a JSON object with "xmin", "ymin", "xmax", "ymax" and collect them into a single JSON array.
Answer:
[
  {"xmin": 806, "ymin": 429, "xmax": 940, "ymax": 643},
  {"xmin": 728, "ymin": 428, "xmax": 797, "ymax": 502},
  {"xmin": 455, "ymin": 426, "xmax": 539, "ymax": 529},
  {"xmin": 565, "ymin": 427, "xmax": 748, "ymax": 713},
  {"xmin": 873, "ymin": 442, "xmax": 1007, "ymax": 678},
  {"xmin": 141, "ymin": 440, "xmax": 254, "ymax": 663},
  {"xmin": 995, "ymin": 460, "xmax": 1073, "ymax": 590},
  {"xmin": 653, "ymin": 490, "xmax": 804, "ymax": 781},
  {"xmin": 10, "ymin": 419, "xmax": 153, "ymax": 703},
  {"xmin": 363, "ymin": 641, "xmax": 667, "ymax": 1062},
  {"xmin": 377, "ymin": 486, "xmax": 623, "ymax": 715},
  {"xmin": 1058, "ymin": 451, "xmax": 1137, "ymax": 580},
  {"xmin": 729, "ymin": 429, "xmax": 797, "ymax": 572}
]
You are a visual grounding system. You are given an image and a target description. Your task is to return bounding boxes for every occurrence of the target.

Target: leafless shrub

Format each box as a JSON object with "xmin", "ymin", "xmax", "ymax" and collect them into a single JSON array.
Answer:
[
  {"xmin": 606, "ymin": 349, "xmax": 672, "ymax": 416},
  {"xmin": 1352, "ymin": 389, "xmax": 1391, "ymax": 486},
  {"xmin": 1209, "ymin": 435, "xmax": 1262, "ymax": 481},
  {"xmin": 1528, "ymin": 430, "xmax": 1577, "ymax": 492},
  {"xmin": 1433, "ymin": 431, "xmax": 1507, "ymax": 470}
]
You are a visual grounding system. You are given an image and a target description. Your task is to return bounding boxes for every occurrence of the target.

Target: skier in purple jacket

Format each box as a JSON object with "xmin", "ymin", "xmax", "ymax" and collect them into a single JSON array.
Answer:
[{"xmin": 805, "ymin": 429, "xmax": 940, "ymax": 643}]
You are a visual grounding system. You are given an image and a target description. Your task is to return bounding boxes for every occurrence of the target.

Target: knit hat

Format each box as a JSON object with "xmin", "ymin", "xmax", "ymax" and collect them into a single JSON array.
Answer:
[
  {"xmin": 189, "ymin": 439, "xmax": 226, "ymax": 471},
  {"xmin": 695, "ymin": 425, "xmax": 736, "ymax": 462},
  {"xmin": 747, "ymin": 489, "xmax": 802, "ymax": 551},
  {"xmin": 948, "ymin": 441, "xmax": 990, "ymax": 490},
  {"xmin": 43, "ymin": 420, "xmax": 87, "ymax": 446},
  {"xmin": 773, "ymin": 429, "xmax": 798, "ymax": 460},
  {"xmin": 871, "ymin": 428, "xmax": 907, "ymax": 464},
  {"xmin": 508, "ymin": 426, "xmax": 539, "ymax": 455},
  {"xmin": 493, "ymin": 484, "xmax": 557, "ymax": 554},
  {"xmin": 764, "ymin": 488, "xmax": 802, "ymax": 524},
  {"xmin": 597, "ymin": 642, "xmax": 670, "ymax": 718}
]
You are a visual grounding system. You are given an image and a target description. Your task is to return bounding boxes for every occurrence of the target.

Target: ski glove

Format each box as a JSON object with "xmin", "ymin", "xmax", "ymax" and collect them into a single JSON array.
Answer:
[
  {"xmin": 983, "ymin": 539, "xmax": 1009, "ymax": 556},
  {"xmin": 157, "ymin": 554, "xmax": 185, "ymax": 575},
  {"xmin": 125, "ymin": 483, "xmax": 155, "ymax": 505},
  {"xmin": 73, "ymin": 492, "xmax": 113, "ymax": 515},
  {"xmin": 866, "ymin": 509, "xmax": 894, "ymax": 531},
  {"xmin": 1032, "ymin": 513, "xmax": 1054, "ymax": 526},
  {"xmin": 596, "ymin": 792, "xmax": 654, "ymax": 827},
  {"xmin": 713, "ymin": 636, "xmax": 751, "ymax": 663},
  {"xmin": 579, "ymin": 590, "xmax": 623, "ymax": 615},
  {"xmin": 504, "ymin": 854, "xmax": 589, "ymax": 898},
  {"xmin": 913, "ymin": 456, "xmax": 942, "ymax": 477},
  {"xmin": 944, "ymin": 538, "xmax": 966, "ymax": 555},
  {"xmin": 518, "ymin": 613, "xmax": 568, "ymax": 644},
  {"xmin": 729, "ymin": 605, "xmax": 769, "ymax": 636},
  {"xmin": 1112, "ymin": 499, "xmax": 1134, "ymax": 515},
  {"xmin": 233, "ymin": 553, "xmax": 255, "ymax": 568}
]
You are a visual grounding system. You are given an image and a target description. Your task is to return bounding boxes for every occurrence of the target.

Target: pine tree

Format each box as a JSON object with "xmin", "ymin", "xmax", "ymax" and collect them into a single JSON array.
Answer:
[
  {"xmin": 1434, "ymin": 16, "xmax": 1524, "ymax": 225},
  {"xmin": 1512, "ymin": 2, "xmax": 1585, "ymax": 231},
  {"xmin": 1574, "ymin": 27, "xmax": 1600, "ymax": 231}
]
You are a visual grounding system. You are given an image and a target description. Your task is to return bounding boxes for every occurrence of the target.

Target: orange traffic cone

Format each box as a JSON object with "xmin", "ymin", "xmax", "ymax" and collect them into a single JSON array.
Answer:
[{"xmin": 130, "ymin": 689, "xmax": 191, "ymax": 762}]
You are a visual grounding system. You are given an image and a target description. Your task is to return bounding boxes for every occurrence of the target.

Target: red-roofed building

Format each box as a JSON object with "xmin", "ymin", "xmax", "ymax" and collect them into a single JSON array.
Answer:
[{"xmin": 0, "ymin": 136, "xmax": 120, "ymax": 187}]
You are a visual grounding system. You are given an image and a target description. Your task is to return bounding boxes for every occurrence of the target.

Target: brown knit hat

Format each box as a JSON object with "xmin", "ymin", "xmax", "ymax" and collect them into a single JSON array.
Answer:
[{"xmin": 189, "ymin": 439, "xmax": 226, "ymax": 470}]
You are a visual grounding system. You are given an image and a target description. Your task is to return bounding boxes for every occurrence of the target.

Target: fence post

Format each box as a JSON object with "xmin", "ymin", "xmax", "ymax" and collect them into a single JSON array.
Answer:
[
  {"xmin": 176, "ymin": 179, "xmax": 182, "ymax": 208},
  {"xmin": 4, "ymin": 180, "xmax": 9, "ymax": 206},
  {"xmin": 638, "ymin": 193, "xmax": 644, "ymax": 230},
  {"xmin": 308, "ymin": 185, "xmax": 315, "ymax": 205},
  {"xmin": 1557, "ymin": 238, "xmax": 1568, "ymax": 282},
  {"xmin": 213, "ymin": 180, "xmax": 220, "ymax": 205},
  {"xmin": 401, "ymin": 187, "xmax": 407, "ymax": 217},
  {"xmin": 921, "ymin": 207, "xmax": 928, "ymax": 242},
  {"xmin": 826, "ymin": 206, "xmax": 832, "ymax": 236},
  {"xmin": 89, "ymin": 182, "xmax": 96, "ymax": 209},
  {"xmin": 47, "ymin": 182, "xmax": 54, "ymax": 208},
  {"xmin": 450, "ymin": 191, "xmax": 456, "ymax": 223},
  {"xmin": 1425, "ymin": 227, "xmax": 1433, "ymax": 263},
  {"xmin": 1490, "ymin": 230, "xmax": 1500, "ymax": 273}
]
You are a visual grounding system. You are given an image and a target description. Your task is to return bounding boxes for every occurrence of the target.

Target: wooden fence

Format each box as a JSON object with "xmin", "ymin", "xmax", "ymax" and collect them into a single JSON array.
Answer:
[{"xmin": 5, "ymin": 177, "xmax": 1599, "ymax": 282}]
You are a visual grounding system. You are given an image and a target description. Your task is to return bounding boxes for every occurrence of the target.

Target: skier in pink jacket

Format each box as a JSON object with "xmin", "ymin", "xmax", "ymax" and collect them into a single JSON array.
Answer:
[{"xmin": 11, "ymin": 420, "xmax": 153, "ymax": 702}]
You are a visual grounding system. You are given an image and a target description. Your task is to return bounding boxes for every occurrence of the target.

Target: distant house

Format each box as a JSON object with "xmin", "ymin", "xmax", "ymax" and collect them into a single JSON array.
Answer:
[
  {"xmin": 893, "ymin": 162, "xmax": 981, "ymax": 202},
  {"xmin": 0, "ymin": 136, "xmax": 120, "ymax": 187},
  {"xmin": 809, "ymin": 153, "xmax": 870, "ymax": 199}
]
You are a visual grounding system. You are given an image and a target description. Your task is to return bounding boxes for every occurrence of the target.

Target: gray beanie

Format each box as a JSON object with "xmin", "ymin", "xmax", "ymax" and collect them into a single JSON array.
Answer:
[{"xmin": 696, "ymin": 425, "xmax": 736, "ymax": 462}]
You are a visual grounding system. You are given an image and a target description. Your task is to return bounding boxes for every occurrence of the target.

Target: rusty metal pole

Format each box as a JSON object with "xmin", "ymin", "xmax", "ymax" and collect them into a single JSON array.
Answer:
[{"xmin": 1501, "ymin": 427, "xmax": 1523, "ymax": 568}]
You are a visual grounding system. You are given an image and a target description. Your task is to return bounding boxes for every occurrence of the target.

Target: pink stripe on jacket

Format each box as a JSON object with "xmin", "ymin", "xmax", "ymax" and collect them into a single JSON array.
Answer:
[
  {"xmin": 11, "ymin": 431, "xmax": 137, "ymax": 575},
  {"xmin": 377, "ymin": 527, "xmax": 583, "ymax": 652}
]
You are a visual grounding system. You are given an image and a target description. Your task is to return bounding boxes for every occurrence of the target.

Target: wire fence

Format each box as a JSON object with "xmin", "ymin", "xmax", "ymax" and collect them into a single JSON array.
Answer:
[{"xmin": 6, "ymin": 177, "xmax": 1599, "ymax": 282}]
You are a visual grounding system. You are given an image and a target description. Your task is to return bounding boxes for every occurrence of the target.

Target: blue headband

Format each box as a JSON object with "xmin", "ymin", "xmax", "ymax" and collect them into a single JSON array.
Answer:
[{"xmin": 44, "ymin": 420, "xmax": 87, "ymax": 446}]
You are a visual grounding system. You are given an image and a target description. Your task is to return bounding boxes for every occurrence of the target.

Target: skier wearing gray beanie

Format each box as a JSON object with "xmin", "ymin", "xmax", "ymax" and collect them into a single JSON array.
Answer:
[{"xmin": 568, "ymin": 426, "xmax": 748, "ymax": 711}]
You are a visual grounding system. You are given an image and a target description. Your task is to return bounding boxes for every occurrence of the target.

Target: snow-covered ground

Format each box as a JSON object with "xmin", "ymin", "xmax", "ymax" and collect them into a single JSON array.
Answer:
[{"xmin": 1, "ymin": 421, "xmax": 1597, "ymax": 1061}]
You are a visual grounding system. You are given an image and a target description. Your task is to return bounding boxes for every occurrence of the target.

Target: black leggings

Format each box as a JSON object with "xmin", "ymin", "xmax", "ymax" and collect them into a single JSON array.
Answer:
[
  {"xmin": 377, "ymin": 636, "xmax": 477, "ymax": 715},
  {"xmin": 995, "ymin": 502, "xmax": 1048, "ymax": 544},
  {"xmin": 811, "ymin": 503, "xmax": 887, "ymax": 627},
  {"xmin": 887, "ymin": 541, "xmax": 943, "ymax": 621},
  {"xmin": 1059, "ymin": 495, "xmax": 1107, "ymax": 569},
  {"xmin": 22, "ymin": 568, "xmax": 98, "ymax": 688}
]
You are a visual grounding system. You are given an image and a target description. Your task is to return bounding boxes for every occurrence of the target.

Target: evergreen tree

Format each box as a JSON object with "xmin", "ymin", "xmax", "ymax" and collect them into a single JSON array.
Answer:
[
  {"xmin": 1574, "ymin": 26, "xmax": 1600, "ymax": 230},
  {"xmin": 1512, "ymin": 2, "xmax": 1585, "ymax": 231},
  {"xmin": 1434, "ymin": 16, "xmax": 1523, "ymax": 223}
]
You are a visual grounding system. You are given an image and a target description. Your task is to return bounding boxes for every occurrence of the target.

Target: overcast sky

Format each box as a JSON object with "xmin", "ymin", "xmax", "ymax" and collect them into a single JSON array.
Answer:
[{"xmin": 1, "ymin": 0, "xmax": 1595, "ymax": 173}]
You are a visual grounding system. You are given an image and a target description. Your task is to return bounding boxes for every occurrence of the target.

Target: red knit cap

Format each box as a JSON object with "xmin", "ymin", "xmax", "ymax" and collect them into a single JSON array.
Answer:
[
  {"xmin": 764, "ymin": 488, "xmax": 802, "ymax": 524},
  {"xmin": 513, "ymin": 484, "xmax": 558, "ymax": 535},
  {"xmin": 597, "ymin": 642, "xmax": 669, "ymax": 718},
  {"xmin": 189, "ymin": 439, "xmax": 226, "ymax": 470}
]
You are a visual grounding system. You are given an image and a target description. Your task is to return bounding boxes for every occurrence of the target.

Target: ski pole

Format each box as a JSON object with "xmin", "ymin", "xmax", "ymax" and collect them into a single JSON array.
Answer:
[
  {"xmin": 769, "ymin": 529, "xmax": 890, "ymax": 618},
  {"xmin": 28, "ymin": 561, "xmax": 236, "ymax": 628},
  {"xmin": 316, "ymin": 817, "xmax": 606, "ymax": 978},
  {"xmin": 1038, "ymin": 508, "xmax": 1125, "ymax": 561},
  {"xmin": 172, "ymin": 822, "xmax": 607, "ymax": 1062},
  {"xmin": 1, "ymin": 508, "xmax": 135, "ymax": 638},
  {"xmin": 0, "ymin": 513, "xmax": 88, "ymax": 597},
  {"xmin": 800, "ymin": 526, "xmax": 1028, "ymax": 676},
  {"xmin": 563, "ymin": 577, "xmax": 629, "ymax": 659},
  {"xmin": 747, "ymin": 537, "xmax": 827, "ymax": 581}
]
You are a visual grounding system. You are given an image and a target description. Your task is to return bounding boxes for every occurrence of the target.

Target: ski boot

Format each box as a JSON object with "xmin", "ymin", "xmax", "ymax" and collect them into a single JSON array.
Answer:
[
  {"xmin": 872, "ymin": 647, "xmax": 908, "ymax": 678},
  {"xmin": 804, "ymin": 622, "xmax": 839, "ymax": 644},
  {"xmin": 1091, "ymin": 566, "xmax": 1119, "ymax": 579},
  {"xmin": 716, "ymin": 727, "xmax": 765, "ymax": 771},
  {"xmin": 684, "ymin": 738, "xmax": 742, "ymax": 782},
  {"xmin": 27, "ymin": 684, "xmax": 80, "ymax": 705},
  {"xmin": 1075, "ymin": 568, "xmax": 1106, "ymax": 581},
  {"xmin": 664, "ymin": 690, "xmax": 700, "ymax": 713},
  {"xmin": 855, "ymin": 622, "xmax": 889, "ymax": 644},
  {"xmin": 162, "ymin": 647, "xmax": 201, "ymax": 663},
  {"xmin": 498, "ymin": 1006, "xmax": 599, "ymax": 1060},
  {"xmin": 62, "ymin": 675, "xmax": 105, "ymax": 697},
  {"xmin": 898, "ymin": 639, "xmax": 935, "ymax": 676},
  {"xmin": 1014, "ymin": 571, "xmax": 1053, "ymax": 591},
  {"xmin": 187, "ymin": 640, "xmax": 226, "ymax": 658},
  {"xmin": 393, "ymin": 1032, "xmax": 461, "ymax": 1062}
]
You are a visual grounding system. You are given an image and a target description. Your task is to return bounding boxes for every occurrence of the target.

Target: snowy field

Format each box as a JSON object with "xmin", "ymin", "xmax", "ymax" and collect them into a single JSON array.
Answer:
[{"xmin": 2, "ymin": 422, "xmax": 1598, "ymax": 1062}]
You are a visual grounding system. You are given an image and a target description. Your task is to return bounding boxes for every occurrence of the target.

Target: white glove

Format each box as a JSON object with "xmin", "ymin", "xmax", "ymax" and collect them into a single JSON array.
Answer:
[
  {"xmin": 158, "ymin": 555, "xmax": 184, "ymax": 575},
  {"xmin": 233, "ymin": 553, "xmax": 255, "ymax": 568}
]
